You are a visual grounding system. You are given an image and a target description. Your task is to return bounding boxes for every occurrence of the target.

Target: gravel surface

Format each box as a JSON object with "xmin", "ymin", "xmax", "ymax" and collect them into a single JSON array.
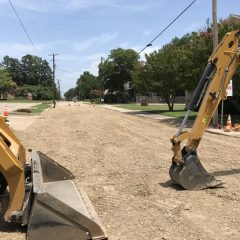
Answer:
[{"xmin": 1, "ymin": 102, "xmax": 240, "ymax": 240}]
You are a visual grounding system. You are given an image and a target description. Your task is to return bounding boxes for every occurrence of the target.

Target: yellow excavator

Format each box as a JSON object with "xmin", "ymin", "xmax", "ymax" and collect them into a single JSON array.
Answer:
[
  {"xmin": 169, "ymin": 30, "xmax": 240, "ymax": 190},
  {"xmin": 0, "ymin": 117, "xmax": 107, "ymax": 239}
]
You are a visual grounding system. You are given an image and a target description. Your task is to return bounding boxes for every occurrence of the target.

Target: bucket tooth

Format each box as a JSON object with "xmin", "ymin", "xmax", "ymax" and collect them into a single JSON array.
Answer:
[
  {"xmin": 27, "ymin": 151, "xmax": 107, "ymax": 240},
  {"xmin": 169, "ymin": 150, "xmax": 222, "ymax": 190}
]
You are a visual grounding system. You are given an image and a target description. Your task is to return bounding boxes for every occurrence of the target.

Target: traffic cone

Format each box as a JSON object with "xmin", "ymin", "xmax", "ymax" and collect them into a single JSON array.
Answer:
[
  {"xmin": 226, "ymin": 114, "xmax": 232, "ymax": 128},
  {"xmin": 224, "ymin": 114, "xmax": 232, "ymax": 132},
  {"xmin": 3, "ymin": 106, "xmax": 8, "ymax": 117}
]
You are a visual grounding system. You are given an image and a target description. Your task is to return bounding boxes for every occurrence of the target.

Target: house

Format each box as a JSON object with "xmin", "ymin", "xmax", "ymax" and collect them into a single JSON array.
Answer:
[{"xmin": 225, "ymin": 14, "xmax": 240, "ymax": 25}]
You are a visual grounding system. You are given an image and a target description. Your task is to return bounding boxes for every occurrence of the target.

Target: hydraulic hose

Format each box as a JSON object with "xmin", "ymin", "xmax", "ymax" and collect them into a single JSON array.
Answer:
[{"xmin": 188, "ymin": 62, "xmax": 215, "ymax": 111}]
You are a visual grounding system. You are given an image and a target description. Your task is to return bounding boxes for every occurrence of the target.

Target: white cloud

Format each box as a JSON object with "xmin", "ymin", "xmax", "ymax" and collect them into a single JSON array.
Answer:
[
  {"xmin": 182, "ymin": 22, "xmax": 204, "ymax": 34},
  {"xmin": 142, "ymin": 29, "xmax": 151, "ymax": 37},
  {"xmin": 85, "ymin": 52, "xmax": 106, "ymax": 61},
  {"xmin": 56, "ymin": 52, "xmax": 106, "ymax": 93},
  {"xmin": 119, "ymin": 42, "xmax": 129, "ymax": 48},
  {"xmin": 74, "ymin": 32, "xmax": 118, "ymax": 51},
  {"xmin": 57, "ymin": 71, "xmax": 78, "ymax": 94},
  {"xmin": 0, "ymin": 42, "xmax": 51, "ymax": 58},
  {"xmin": 85, "ymin": 53, "xmax": 108, "ymax": 75},
  {"xmin": 0, "ymin": 0, "xmax": 152, "ymax": 13},
  {"xmin": 57, "ymin": 54, "xmax": 83, "ymax": 62},
  {"xmin": 85, "ymin": 59, "xmax": 100, "ymax": 76}
]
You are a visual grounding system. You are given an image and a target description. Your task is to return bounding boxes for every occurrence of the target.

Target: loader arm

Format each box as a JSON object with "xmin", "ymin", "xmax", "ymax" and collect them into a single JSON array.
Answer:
[
  {"xmin": 170, "ymin": 30, "xmax": 240, "ymax": 190},
  {"xmin": 0, "ymin": 116, "xmax": 26, "ymax": 221}
]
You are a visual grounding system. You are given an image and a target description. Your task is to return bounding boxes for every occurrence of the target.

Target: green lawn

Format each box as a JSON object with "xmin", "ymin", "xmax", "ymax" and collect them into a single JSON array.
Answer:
[
  {"xmin": 30, "ymin": 103, "xmax": 51, "ymax": 113},
  {"xmin": 115, "ymin": 103, "xmax": 197, "ymax": 119},
  {"xmin": 115, "ymin": 103, "xmax": 240, "ymax": 125}
]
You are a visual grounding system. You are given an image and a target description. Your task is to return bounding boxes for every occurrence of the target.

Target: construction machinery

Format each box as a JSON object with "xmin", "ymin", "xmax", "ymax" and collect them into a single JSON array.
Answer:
[
  {"xmin": 170, "ymin": 30, "xmax": 240, "ymax": 190},
  {"xmin": 0, "ymin": 116, "xmax": 107, "ymax": 239}
]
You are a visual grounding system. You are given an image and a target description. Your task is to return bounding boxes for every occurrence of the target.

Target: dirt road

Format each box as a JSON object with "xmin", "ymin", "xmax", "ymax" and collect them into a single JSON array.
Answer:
[{"xmin": 1, "ymin": 102, "xmax": 240, "ymax": 240}]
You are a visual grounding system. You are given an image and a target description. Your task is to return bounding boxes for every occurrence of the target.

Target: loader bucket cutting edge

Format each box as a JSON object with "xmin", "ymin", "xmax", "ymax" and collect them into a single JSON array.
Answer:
[
  {"xmin": 169, "ymin": 151, "xmax": 223, "ymax": 190},
  {"xmin": 27, "ymin": 151, "xmax": 107, "ymax": 240}
]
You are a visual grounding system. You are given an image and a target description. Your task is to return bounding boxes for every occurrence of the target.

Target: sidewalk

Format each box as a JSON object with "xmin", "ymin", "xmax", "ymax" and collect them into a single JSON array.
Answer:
[
  {"xmin": 99, "ymin": 104, "xmax": 174, "ymax": 120},
  {"xmin": 98, "ymin": 104, "xmax": 240, "ymax": 138}
]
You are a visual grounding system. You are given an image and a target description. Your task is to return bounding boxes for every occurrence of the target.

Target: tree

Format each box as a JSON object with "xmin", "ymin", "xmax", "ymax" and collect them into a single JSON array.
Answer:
[
  {"xmin": 132, "ymin": 61, "xmax": 152, "ymax": 95},
  {"xmin": 76, "ymin": 71, "xmax": 101, "ymax": 100},
  {"xmin": 1, "ymin": 56, "xmax": 22, "ymax": 85},
  {"xmin": 0, "ymin": 68, "xmax": 17, "ymax": 96},
  {"xmin": 2, "ymin": 54, "xmax": 52, "ymax": 87},
  {"xmin": 64, "ymin": 88, "xmax": 77, "ymax": 100},
  {"xmin": 20, "ymin": 54, "xmax": 52, "ymax": 86},
  {"xmin": 170, "ymin": 33, "xmax": 212, "ymax": 92},
  {"xmin": 15, "ymin": 85, "xmax": 53, "ymax": 100},
  {"xmin": 2, "ymin": 54, "xmax": 54, "ymax": 100},
  {"xmin": 98, "ymin": 48, "xmax": 139, "ymax": 96},
  {"xmin": 145, "ymin": 44, "xmax": 185, "ymax": 111}
]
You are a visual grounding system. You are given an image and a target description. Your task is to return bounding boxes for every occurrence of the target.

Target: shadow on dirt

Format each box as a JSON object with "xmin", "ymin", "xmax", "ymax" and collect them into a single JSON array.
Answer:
[
  {"xmin": 125, "ymin": 111, "xmax": 195, "ymax": 128},
  {"xmin": 0, "ymin": 218, "xmax": 26, "ymax": 233},
  {"xmin": 159, "ymin": 180, "xmax": 184, "ymax": 191},
  {"xmin": 158, "ymin": 118, "xmax": 194, "ymax": 128},
  {"xmin": 211, "ymin": 168, "xmax": 240, "ymax": 177},
  {"xmin": 0, "ymin": 192, "xmax": 26, "ymax": 233}
]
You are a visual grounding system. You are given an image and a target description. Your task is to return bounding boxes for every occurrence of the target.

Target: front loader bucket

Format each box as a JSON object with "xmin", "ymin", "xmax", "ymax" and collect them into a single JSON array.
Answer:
[
  {"xmin": 169, "ymin": 150, "xmax": 222, "ymax": 190},
  {"xmin": 27, "ymin": 151, "xmax": 107, "ymax": 240}
]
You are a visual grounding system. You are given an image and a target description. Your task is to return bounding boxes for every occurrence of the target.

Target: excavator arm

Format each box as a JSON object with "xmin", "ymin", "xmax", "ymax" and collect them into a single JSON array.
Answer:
[{"xmin": 170, "ymin": 30, "xmax": 240, "ymax": 190}]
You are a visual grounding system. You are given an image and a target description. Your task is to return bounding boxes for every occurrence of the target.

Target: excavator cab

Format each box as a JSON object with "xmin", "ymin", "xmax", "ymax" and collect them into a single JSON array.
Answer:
[
  {"xmin": 0, "ymin": 116, "xmax": 107, "ymax": 240},
  {"xmin": 169, "ymin": 30, "xmax": 240, "ymax": 190}
]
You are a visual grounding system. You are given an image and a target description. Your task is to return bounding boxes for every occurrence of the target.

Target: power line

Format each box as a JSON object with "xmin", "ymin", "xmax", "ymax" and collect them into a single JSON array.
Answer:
[
  {"xmin": 138, "ymin": 0, "xmax": 197, "ymax": 54},
  {"xmin": 57, "ymin": 67, "xmax": 80, "ymax": 76},
  {"xmin": 8, "ymin": 0, "xmax": 40, "ymax": 55}
]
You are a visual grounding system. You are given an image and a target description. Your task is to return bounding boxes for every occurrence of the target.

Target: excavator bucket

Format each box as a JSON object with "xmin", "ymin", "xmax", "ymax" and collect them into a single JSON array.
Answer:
[
  {"xmin": 169, "ymin": 150, "xmax": 222, "ymax": 190},
  {"xmin": 27, "ymin": 151, "xmax": 107, "ymax": 240}
]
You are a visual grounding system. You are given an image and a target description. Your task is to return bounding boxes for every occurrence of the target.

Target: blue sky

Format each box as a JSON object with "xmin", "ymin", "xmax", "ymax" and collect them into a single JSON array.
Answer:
[{"xmin": 0, "ymin": 0, "xmax": 239, "ymax": 94}]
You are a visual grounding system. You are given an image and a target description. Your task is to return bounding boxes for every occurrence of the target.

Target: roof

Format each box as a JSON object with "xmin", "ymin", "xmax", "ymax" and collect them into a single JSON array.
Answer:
[{"xmin": 225, "ymin": 14, "xmax": 240, "ymax": 25}]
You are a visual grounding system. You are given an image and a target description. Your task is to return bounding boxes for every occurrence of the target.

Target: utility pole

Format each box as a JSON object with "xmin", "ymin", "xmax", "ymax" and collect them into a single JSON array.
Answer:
[
  {"xmin": 101, "ymin": 57, "xmax": 104, "ymax": 101},
  {"xmin": 57, "ymin": 80, "xmax": 61, "ymax": 100},
  {"xmin": 49, "ymin": 53, "xmax": 59, "ymax": 108},
  {"xmin": 212, "ymin": 0, "xmax": 218, "ymax": 127},
  {"xmin": 79, "ymin": 79, "xmax": 81, "ymax": 101}
]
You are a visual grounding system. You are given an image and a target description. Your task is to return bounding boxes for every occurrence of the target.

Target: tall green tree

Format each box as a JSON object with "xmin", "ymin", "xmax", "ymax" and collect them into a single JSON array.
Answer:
[
  {"xmin": 2, "ymin": 56, "xmax": 22, "ymax": 85},
  {"xmin": 20, "ymin": 54, "xmax": 52, "ymax": 86},
  {"xmin": 0, "ymin": 68, "xmax": 17, "ymax": 95},
  {"xmin": 76, "ymin": 71, "xmax": 101, "ymax": 100},
  {"xmin": 2, "ymin": 54, "xmax": 53, "ymax": 87},
  {"xmin": 2, "ymin": 54, "xmax": 54, "ymax": 100},
  {"xmin": 99, "ymin": 48, "xmax": 139, "ymax": 93},
  {"xmin": 64, "ymin": 88, "xmax": 77, "ymax": 100},
  {"xmin": 146, "ymin": 44, "xmax": 185, "ymax": 111}
]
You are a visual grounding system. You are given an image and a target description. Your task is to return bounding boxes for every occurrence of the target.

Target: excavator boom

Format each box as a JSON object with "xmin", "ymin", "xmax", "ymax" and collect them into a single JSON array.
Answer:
[{"xmin": 170, "ymin": 30, "xmax": 240, "ymax": 190}]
